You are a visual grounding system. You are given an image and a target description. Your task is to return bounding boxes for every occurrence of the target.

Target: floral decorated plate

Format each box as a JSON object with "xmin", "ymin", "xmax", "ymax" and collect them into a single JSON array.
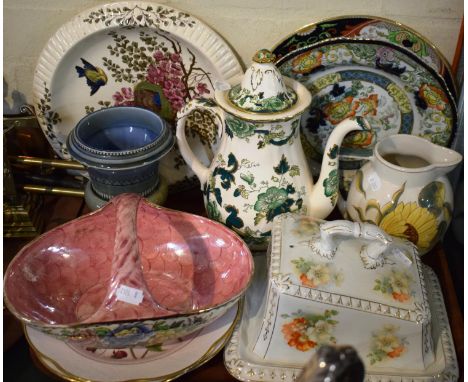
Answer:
[
  {"xmin": 272, "ymin": 15, "xmax": 457, "ymax": 98},
  {"xmin": 224, "ymin": 256, "xmax": 458, "ymax": 381},
  {"xmin": 33, "ymin": 1, "xmax": 243, "ymax": 190},
  {"xmin": 26, "ymin": 302, "xmax": 240, "ymax": 382},
  {"xmin": 275, "ymin": 39, "xmax": 457, "ymax": 163}
]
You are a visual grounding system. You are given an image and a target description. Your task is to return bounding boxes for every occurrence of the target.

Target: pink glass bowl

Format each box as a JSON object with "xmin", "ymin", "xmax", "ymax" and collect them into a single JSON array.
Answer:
[{"xmin": 4, "ymin": 194, "xmax": 254, "ymax": 348}]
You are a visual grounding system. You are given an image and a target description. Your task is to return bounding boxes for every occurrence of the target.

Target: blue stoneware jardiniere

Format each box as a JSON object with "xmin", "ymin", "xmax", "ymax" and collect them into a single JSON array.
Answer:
[{"xmin": 67, "ymin": 106, "xmax": 174, "ymax": 206}]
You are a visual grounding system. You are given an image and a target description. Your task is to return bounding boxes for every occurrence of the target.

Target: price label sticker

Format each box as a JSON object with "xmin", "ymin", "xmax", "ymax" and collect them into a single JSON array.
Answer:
[
  {"xmin": 116, "ymin": 285, "xmax": 144, "ymax": 305},
  {"xmin": 368, "ymin": 171, "xmax": 381, "ymax": 192}
]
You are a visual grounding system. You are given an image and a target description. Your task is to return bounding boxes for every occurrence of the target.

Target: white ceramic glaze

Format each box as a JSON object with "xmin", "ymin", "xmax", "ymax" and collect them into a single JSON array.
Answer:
[
  {"xmin": 176, "ymin": 49, "xmax": 368, "ymax": 249},
  {"xmin": 32, "ymin": 1, "xmax": 243, "ymax": 190},
  {"xmin": 26, "ymin": 302, "xmax": 240, "ymax": 382},
  {"xmin": 345, "ymin": 134, "xmax": 462, "ymax": 255},
  {"xmin": 224, "ymin": 242, "xmax": 458, "ymax": 381},
  {"xmin": 249, "ymin": 214, "xmax": 433, "ymax": 369}
]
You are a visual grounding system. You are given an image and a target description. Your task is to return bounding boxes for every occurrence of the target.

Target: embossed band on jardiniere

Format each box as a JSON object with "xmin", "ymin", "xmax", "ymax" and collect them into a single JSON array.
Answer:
[{"xmin": 67, "ymin": 106, "xmax": 174, "ymax": 201}]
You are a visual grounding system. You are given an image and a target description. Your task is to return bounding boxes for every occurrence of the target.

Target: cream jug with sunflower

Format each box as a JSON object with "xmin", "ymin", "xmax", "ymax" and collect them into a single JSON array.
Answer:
[
  {"xmin": 176, "ymin": 49, "xmax": 366, "ymax": 249},
  {"xmin": 345, "ymin": 134, "xmax": 462, "ymax": 254}
]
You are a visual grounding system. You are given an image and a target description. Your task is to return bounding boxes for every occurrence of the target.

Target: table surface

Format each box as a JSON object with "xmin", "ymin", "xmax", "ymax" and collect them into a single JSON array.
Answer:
[{"xmin": 3, "ymin": 190, "xmax": 464, "ymax": 382}]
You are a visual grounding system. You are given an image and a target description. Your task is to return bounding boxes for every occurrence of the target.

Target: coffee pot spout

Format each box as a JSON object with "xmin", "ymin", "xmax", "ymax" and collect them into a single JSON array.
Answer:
[{"xmin": 308, "ymin": 117, "xmax": 370, "ymax": 218}]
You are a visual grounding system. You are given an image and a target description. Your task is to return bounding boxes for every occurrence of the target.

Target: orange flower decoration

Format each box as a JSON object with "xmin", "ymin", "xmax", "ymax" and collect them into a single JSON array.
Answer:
[
  {"xmin": 281, "ymin": 318, "xmax": 318, "ymax": 351},
  {"xmin": 418, "ymin": 84, "xmax": 448, "ymax": 111},
  {"xmin": 392, "ymin": 292, "xmax": 410, "ymax": 302},
  {"xmin": 343, "ymin": 130, "xmax": 374, "ymax": 149},
  {"xmin": 359, "ymin": 94, "xmax": 379, "ymax": 116},
  {"xmin": 285, "ymin": 331, "xmax": 317, "ymax": 351},
  {"xmin": 388, "ymin": 345, "xmax": 405, "ymax": 358},
  {"xmin": 323, "ymin": 96, "xmax": 359, "ymax": 124},
  {"xmin": 299, "ymin": 273, "xmax": 317, "ymax": 288},
  {"xmin": 292, "ymin": 51, "xmax": 323, "ymax": 74}
]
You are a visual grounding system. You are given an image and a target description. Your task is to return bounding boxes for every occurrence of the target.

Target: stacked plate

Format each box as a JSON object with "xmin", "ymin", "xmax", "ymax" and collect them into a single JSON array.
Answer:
[
  {"xmin": 27, "ymin": 302, "xmax": 241, "ymax": 382},
  {"xmin": 271, "ymin": 16, "xmax": 458, "ymax": 194}
]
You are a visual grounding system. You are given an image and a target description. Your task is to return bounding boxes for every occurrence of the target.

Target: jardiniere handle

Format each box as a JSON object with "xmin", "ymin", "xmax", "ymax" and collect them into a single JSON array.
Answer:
[{"xmin": 176, "ymin": 98, "xmax": 224, "ymax": 187}]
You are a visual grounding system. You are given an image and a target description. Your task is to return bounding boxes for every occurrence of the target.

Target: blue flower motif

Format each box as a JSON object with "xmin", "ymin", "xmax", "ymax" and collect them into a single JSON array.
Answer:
[{"xmin": 101, "ymin": 323, "xmax": 153, "ymax": 348}]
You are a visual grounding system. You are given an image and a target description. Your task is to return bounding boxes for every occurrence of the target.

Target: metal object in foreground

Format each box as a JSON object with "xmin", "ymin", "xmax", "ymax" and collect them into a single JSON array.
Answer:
[{"xmin": 296, "ymin": 345, "xmax": 365, "ymax": 382}]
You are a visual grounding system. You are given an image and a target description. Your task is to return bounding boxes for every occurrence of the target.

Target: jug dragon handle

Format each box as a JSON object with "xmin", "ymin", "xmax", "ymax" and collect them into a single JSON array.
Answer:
[
  {"xmin": 309, "ymin": 117, "xmax": 371, "ymax": 218},
  {"xmin": 176, "ymin": 98, "xmax": 224, "ymax": 187}
]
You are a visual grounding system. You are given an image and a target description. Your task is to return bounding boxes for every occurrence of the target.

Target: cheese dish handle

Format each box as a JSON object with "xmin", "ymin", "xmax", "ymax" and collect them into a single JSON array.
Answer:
[{"xmin": 312, "ymin": 220, "xmax": 415, "ymax": 269}]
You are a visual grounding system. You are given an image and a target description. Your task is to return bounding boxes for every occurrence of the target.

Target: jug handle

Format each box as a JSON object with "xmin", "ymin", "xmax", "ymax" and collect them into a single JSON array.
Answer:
[{"xmin": 176, "ymin": 98, "xmax": 224, "ymax": 187}]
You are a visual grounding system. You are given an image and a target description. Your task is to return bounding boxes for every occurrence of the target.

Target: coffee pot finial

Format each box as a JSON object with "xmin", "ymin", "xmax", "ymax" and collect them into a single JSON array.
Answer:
[{"xmin": 227, "ymin": 48, "xmax": 298, "ymax": 113}]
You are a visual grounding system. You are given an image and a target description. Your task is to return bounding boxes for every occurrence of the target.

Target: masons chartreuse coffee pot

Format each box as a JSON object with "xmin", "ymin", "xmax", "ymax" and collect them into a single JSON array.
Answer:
[{"xmin": 176, "ymin": 49, "xmax": 368, "ymax": 249}]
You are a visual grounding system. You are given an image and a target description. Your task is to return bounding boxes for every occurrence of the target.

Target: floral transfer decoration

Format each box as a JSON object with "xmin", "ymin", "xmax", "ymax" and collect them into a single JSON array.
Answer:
[
  {"xmin": 291, "ymin": 51, "xmax": 323, "ymax": 74},
  {"xmin": 281, "ymin": 309, "xmax": 338, "ymax": 351},
  {"xmin": 203, "ymin": 152, "xmax": 305, "ymax": 246},
  {"xmin": 323, "ymin": 169, "xmax": 339, "ymax": 206},
  {"xmin": 82, "ymin": 4, "xmax": 195, "ymax": 28},
  {"xmin": 224, "ymin": 116, "xmax": 299, "ymax": 149},
  {"xmin": 291, "ymin": 257, "xmax": 343, "ymax": 288},
  {"xmin": 272, "ymin": 16, "xmax": 457, "ymax": 98},
  {"xmin": 351, "ymin": 175, "xmax": 451, "ymax": 253},
  {"xmin": 90, "ymin": 30, "xmax": 212, "ymax": 122},
  {"xmin": 248, "ymin": 155, "xmax": 304, "ymax": 225},
  {"xmin": 418, "ymin": 84, "xmax": 449, "ymax": 111},
  {"xmin": 228, "ymin": 84, "xmax": 297, "ymax": 113},
  {"xmin": 70, "ymin": 328, "xmax": 198, "ymax": 364},
  {"xmin": 277, "ymin": 41, "xmax": 455, "ymax": 160},
  {"xmin": 327, "ymin": 144, "xmax": 339, "ymax": 160},
  {"xmin": 77, "ymin": 341, "xmax": 166, "ymax": 363},
  {"xmin": 290, "ymin": 216, "xmax": 321, "ymax": 238},
  {"xmin": 373, "ymin": 269, "xmax": 414, "ymax": 302},
  {"xmin": 40, "ymin": 310, "xmax": 215, "ymax": 349},
  {"xmin": 36, "ymin": 84, "xmax": 65, "ymax": 155},
  {"xmin": 367, "ymin": 325, "xmax": 408, "ymax": 365}
]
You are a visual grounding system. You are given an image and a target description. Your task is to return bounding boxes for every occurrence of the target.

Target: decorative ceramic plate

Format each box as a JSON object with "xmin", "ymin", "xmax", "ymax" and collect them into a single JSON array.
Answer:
[
  {"xmin": 272, "ymin": 16, "xmax": 457, "ymax": 98},
  {"xmin": 33, "ymin": 1, "xmax": 243, "ymax": 190},
  {"xmin": 26, "ymin": 302, "xmax": 240, "ymax": 382},
  {"xmin": 275, "ymin": 39, "xmax": 457, "ymax": 165},
  {"xmin": 224, "ymin": 258, "xmax": 458, "ymax": 381}
]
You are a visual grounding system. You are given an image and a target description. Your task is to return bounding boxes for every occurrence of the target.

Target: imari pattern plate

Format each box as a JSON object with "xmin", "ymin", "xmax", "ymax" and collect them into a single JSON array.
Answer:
[
  {"xmin": 275, "ymin": 39, "xmax": 457, "ymax": 162},
  {"xmin": 272, "ymin": 16, "xmax": 457, "ymax": 98}
]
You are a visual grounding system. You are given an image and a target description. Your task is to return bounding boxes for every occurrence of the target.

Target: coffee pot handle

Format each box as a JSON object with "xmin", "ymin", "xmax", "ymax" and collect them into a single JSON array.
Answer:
[{"xmin": 176, "ymin": 98, "xmax": 224, "ymax": 187}]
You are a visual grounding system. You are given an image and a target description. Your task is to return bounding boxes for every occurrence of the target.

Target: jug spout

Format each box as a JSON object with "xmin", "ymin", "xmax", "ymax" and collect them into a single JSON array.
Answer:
[
  {"xmin": 428, "ymin": 143, "xmax": 463, "ymax": 176},
  {"xmin": 373, "ymin": 134, "xmax": 463, "ymax": 180},
  {"xmin": 308, "ymin": 117, "xmax": 370, "ymax": 218}
]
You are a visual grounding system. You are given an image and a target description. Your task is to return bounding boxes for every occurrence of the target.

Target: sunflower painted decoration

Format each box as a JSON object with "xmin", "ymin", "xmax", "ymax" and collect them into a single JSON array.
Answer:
[{"xmin": 345, "ymin": 134, "xmax": 461, "ymax": 255}]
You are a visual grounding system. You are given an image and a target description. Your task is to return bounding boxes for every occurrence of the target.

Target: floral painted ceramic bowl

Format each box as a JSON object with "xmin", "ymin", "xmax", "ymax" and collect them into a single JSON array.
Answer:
[{"xmin": 4, "ymin": 194, "xmax": 253, "ymax": 349}]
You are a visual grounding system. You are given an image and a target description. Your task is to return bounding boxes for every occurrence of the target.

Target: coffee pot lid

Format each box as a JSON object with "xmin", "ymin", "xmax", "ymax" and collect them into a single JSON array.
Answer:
[{"xmin": 227, "ymin": 49, "xmax": 298, "ymax": 113}]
